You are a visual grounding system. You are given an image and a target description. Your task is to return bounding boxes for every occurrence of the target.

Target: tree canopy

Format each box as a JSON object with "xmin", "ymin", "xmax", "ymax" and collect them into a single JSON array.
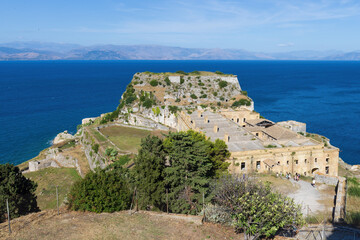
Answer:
[{"xmin": 0, "ymin": 164, "xmax": 39, "ymax": 222}]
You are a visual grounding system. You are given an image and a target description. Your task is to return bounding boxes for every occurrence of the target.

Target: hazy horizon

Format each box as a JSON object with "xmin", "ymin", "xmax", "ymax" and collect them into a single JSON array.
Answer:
[{"xmin": 1, "ymin": 0, "xmax": 359, "ymax": 52}]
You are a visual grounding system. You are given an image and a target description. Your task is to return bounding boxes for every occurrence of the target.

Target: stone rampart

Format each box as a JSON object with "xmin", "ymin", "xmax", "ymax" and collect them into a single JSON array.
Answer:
[{"xmin": 315, "ymin": 174, "xmax": 339, "ymax": 186}]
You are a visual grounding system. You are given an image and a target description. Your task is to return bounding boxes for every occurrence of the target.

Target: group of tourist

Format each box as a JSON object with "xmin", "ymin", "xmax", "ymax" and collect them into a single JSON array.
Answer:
[{"xmin": 276, "ymin": 172, "xmax": 301, "ymax": 182}]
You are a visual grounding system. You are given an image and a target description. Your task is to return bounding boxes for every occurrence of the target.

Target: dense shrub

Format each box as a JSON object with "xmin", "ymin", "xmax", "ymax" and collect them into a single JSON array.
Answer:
[
  {"xmin": 92, "ymin": 143, "xmax": 99, "ymax": 154},
  {"xmin": 202, "ymin": 204, "xmax": 232, "ymax": 225},
  {"xmin": 232, "ymin": 99, "xmax": 251, "ymax": 107},
  {"xmin": 0, "ymin": 164, "xmax": 39, "ymax": 222},
  {"xmin": 180, "ymin": 76, "xmax": 185, "ymax": 84},
  {"xmin": 190, "ymin": 94, "xmax": 198, "ymax": 99},
  {"xmin": 215, "ymin": 71, "xmax": 224, "ymax": 75},
  {"xmin": 67, "ymin": 168, "xmax": 132, "ymax": 213},
  {"xmin": 176, "ymin": 70, "xmax": 188, "ymax": 75},
  {"xmin": 213, "ymin": 176, "xmax": 304, "ymax": 239},
  {"xmin": 142, "ymin": 98, "xmax": 155, "ymax": 109},
  {"xmin": 168, "ymin": 105, "xmax": 179, "ymax": 114},
  {"xmin": 164, "ymin": 77, "xmax": 171, "ymax": 85},
  {"xmin": 150, "ymin": 80, "xmax": 158, "ymax": 87},
  {"xmin": 219, "ymin": 81, "xmax": 228, "ymax": 88}
]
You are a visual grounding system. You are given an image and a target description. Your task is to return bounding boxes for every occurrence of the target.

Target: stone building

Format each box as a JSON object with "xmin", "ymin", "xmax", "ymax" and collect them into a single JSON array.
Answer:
[{"xmin": 177, "ymin": 108, "xmax": 339, "ymax": 177}]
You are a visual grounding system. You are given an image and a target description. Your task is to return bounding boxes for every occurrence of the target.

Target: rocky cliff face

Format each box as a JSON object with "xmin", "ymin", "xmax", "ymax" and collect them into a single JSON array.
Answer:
[{"xmin": 115, "ymin": 71, "xmax": 252, "ymax": 129}]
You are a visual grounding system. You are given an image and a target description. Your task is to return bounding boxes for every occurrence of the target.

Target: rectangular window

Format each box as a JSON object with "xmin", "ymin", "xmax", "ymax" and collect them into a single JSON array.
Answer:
[
  {"xmin": 287, "ymin": 161, "xmax": 289, "ymax": 165},
  {"xmin": 295, "ymin": 160, "xmax": 298, "ymax": 164},
  {"xmin": 305, "ymin": 159, "xmax": 307, "ymax": 164},
  {"xmin": 256, "ymin": 161, "xmax": 260, "ymax": 169},
  {"xmin": 256, "ymin": 133, "xmax": 259, "ymax": 136},
  {"xmin": 326, "ymin": 158, "xmax": 329, "ymax": 164},
  {"xmin": 325, "ymin": 166, "xmax": 329, "ymax": 174},
  {"xmin": 315, "ymin": 158, "xmax": 317, "ymax": 163},
  {"xmin": 241, "ymin": 162, "xmax": 246, "ymax": 170}
]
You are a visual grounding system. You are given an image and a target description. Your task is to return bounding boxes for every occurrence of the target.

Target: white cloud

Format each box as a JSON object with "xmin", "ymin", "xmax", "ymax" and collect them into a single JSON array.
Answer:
[{"xmin": 277, "ymin": 42, "xmax": 295, "ymax": 47}]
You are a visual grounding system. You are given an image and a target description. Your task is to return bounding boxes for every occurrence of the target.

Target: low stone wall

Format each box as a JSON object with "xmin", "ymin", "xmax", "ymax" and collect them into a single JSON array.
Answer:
[
  {"xmin": 334, "ymin": 177, "xmax": 347, "ymax": 223},
  {"xmin": 314, "ymin": 174, "xmax": 339, "ymax": 186}
]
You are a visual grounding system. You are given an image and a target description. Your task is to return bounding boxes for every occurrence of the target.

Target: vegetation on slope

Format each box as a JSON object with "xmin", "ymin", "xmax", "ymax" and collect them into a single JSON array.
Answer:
[
  {"xmin": 24, "ymin": 168, "xmax": 81, "ymax": 210},
  {"xmin": 0, "ymin": 164, "xmax": 39, "ymax": 222}
]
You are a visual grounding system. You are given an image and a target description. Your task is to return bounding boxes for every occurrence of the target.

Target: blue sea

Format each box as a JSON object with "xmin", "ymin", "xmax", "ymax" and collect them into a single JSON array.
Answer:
[{"xmin": 1, "ymin": 61, "xmax": 360, "ymax": 165}]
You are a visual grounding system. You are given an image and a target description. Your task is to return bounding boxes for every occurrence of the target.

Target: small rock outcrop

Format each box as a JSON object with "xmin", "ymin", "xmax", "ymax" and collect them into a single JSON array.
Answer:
[{"xmin": 53, "ymin": 130, "xmax": 74, "ymax": 145}]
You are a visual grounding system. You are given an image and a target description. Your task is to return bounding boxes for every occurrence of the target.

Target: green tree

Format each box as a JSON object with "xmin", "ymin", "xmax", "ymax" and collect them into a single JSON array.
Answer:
[
  {"xmin": 163, "ymin": 131, "xmax": 225, "ymax": 214},
  {"xmin": 67, "ymin": 167, "xmax": 131, "ymax": 213},
  {"xmin": 134, "ymin": 136, "xmax": 167, "ymax": 210},
  {"xmin": 210, "ymin": 139, "xmax": 231, "ymax": 178},
  {"xmin": 0, "ymin": 164, "xmax": 39, "ymax": 222}
]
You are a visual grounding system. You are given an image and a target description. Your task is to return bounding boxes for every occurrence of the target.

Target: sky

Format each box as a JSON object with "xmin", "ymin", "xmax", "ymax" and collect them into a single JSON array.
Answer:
[{"xmin": 0, "ymin": 0, "xmax": 359, "ymax": 52}]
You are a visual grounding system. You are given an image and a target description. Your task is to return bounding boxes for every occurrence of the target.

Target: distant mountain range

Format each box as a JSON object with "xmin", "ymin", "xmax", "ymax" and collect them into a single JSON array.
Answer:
[{"xmin": 0, "ymin": 41, "xmax": 359, "ymax": 61}]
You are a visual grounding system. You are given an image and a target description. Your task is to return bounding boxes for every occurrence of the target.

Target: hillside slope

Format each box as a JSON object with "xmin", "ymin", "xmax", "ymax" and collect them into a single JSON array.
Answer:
[{"xmin": 0, "ymin": 210, "xmax": 239, "ymax": 240}]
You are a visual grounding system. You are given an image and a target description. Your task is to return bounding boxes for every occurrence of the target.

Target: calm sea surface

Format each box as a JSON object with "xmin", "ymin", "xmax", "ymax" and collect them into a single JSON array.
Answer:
[{"xmin": 1, "ymin": 61, "xmax": 359, "ymax": 165}]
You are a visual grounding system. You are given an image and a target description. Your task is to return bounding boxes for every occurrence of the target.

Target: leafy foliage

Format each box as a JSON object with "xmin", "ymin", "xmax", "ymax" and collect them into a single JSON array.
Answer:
[
  {"xmin": 105, "ymin": 147, "xmax": 118, "ymax": 162},
  {"xmin": 149, "ymin": 80, "xmax": 159, "ymax": 87},
  {"xmin": 92, "ymin": 143, "xmax": 99, "ymax": 154},
  {"xmin": 163, "ymin": 131, "xmax": 229, "ymax": 214},
  {"xmin": 232, "ymin": 99, "xmax": 251, "ymax": 107},
  {"xmin": 0, "ymin": 164, "xmax": 39, "ymax": 222},
  {"xmin": 164, "ymin": 76, "xmax": 171, "ymax": 85},
  {"xmin": 190, "ymin": 94, "xmax": 198, "ymax": 99},
  {"xmin": 168, "ymin": 105, "xmax": 179, "ymax": 114},
  {"xmin": 214, "ymin": 176, "xmax": 304, "ymax": 239},
  {"xmin": 134, "ymin": 136, "xmax": 167, "ymax": 210},
  {"xmin": 219, "ymin": 81, "xmax": 228, "ymax": 88},
  {"xmin": 180, "ymin": 76, "xmax": 185, "ymax": 84},
  {"xmin": 176, "ymin": 70, "xmax": 188, "ymax": 75},
  {"xmin": 67, "ymin": 167, "xmax": 131, "ymax": 213}
]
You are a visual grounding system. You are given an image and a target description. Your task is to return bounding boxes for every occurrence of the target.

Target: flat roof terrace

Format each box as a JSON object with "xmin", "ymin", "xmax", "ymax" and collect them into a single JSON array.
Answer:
[{"xmin": 189, "ymin": 111, "xmax": 265, "ymax": 151}]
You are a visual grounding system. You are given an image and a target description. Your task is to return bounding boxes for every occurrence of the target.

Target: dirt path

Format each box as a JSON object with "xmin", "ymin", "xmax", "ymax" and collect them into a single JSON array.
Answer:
[{"xmin": 288, "ymin": 179, "xmax": 326, "ymax": 215}]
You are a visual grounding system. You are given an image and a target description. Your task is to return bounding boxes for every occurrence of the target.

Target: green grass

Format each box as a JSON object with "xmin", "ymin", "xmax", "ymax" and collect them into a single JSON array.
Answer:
[
  {"xmin": 58, "ymin": 140, "xmax": 75, "ymax": 150},
  {"xmin": 24, "ymin": 168, "xmax": 81, "ymax": 210},
  {"xmin": 346, "ymin": 176, "xmax": 360, "ymax": 227},
  {"xmin": 100, "ymin": 126, "xmax": 152, "ymax": 153},
  {"xmin": 90, "ymin": 128, "xmax": 107, "ymax": 142}
]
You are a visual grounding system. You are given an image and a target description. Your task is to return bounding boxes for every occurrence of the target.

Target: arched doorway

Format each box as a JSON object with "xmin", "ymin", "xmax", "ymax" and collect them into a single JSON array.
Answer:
[{"xmin": 311, "ymin": 168, "xmax": 319, "ymax": 175}]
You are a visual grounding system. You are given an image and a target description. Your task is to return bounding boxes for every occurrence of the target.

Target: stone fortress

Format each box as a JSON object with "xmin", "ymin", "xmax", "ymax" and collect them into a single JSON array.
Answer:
[
  {"xmin": 120, "ymin": 71, "xmax": 339, "ymax": 177},
  {"xmin": 175, "ymin": 88, "xmax": 339, "ymax": 177}
]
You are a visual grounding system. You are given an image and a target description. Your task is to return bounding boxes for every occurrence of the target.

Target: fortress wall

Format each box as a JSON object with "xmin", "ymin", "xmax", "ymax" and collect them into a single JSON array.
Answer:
[
  {"xmin": 229, "ymin": 145, "xmax": 339, "ymax": 176},
  {"xmin": 220, "ymin": 109, "xmax": 260, "ymax": 126}
]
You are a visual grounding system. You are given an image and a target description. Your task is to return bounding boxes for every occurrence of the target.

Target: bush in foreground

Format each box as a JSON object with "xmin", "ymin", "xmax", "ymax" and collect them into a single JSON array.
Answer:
[
  {"xmin": 213, "ymin": 176, "xmax": 304, "ymax": 239},
  {"xmin": 67, "ymin": 167, "xmax": 131, "ymax": 213}
]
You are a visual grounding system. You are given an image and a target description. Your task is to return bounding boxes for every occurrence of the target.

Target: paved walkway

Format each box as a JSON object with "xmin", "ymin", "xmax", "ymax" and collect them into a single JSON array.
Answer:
[{"xmin": 288, "ymin": 179, "xmax": 325, "ymax": 215}]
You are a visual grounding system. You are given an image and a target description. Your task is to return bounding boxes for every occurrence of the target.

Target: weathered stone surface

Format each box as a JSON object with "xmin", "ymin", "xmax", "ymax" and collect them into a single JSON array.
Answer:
[
  {"xmin": 53, "ymin": 131, "xmax": 74, "ymax": 145},
  {"xmin": 82, "ymin": 117, "xmax": 96, "ymax": 125}
]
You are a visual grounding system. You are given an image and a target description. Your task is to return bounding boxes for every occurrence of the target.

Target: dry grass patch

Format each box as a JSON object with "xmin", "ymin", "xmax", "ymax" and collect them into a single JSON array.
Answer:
[
  {"xmin": 0, "ymin": 210, "xmax": 240, "ymax": 240},
  {"xmin": 24, "ymin": 168, "xmax": 81, "ymax": 210},
  {"xmin": 256, "ymin": 174, "xmax": 299, "ymax": 195}
]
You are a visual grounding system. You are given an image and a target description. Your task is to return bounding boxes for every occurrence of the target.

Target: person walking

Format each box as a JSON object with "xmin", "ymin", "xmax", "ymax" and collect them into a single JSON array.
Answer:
[{"xmin": 311, "ymin": 178, "xmax": 316, "ymax": 187}]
